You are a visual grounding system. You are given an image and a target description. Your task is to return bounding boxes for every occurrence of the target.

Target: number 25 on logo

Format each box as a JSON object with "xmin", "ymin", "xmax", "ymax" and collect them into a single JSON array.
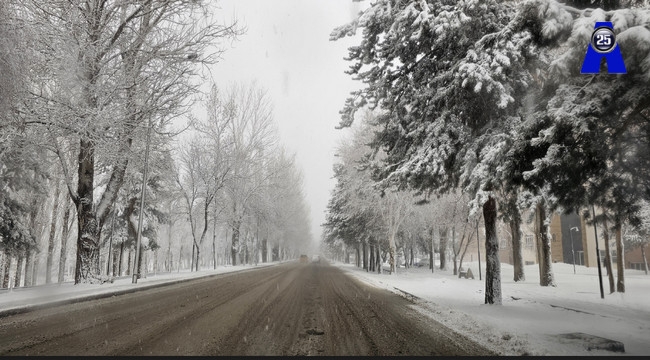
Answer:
[{"xmin": 580, "ymin": 22, "xmax": 627, "ymax": 74}]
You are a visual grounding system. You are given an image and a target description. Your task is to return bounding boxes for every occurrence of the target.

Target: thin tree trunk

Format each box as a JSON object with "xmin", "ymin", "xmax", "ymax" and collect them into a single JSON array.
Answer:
[
  {"xmin": 388, "ymin": 233, "xmax": 396, "ymax": 274},
  {"xmin": 191, "ymin": 243, "xmax": 195, "ymax": 272},
  {"xmin": 58, "ymin": 202, "xmax": 73, "ymax": 283},
  {"xmin": 196, "ymin": 244, "xmax": 200, "ymax": 271},
  {"xmin": 452, "ymin": 226, "xmax": 458, "ymax": 275},
  {"xmin": 46, "ymin": 185, "xmax": 62, "ymax": 284},
  {"xmin": 429, "ymin": 229, "xmax": 434, "ymax": 273},
  {"xmin": 118, "ymin": 242, "xmax": 124, "ymax": 276},
  {"xmin": 483, "ymin": 196, "xmax": 502, "ymax": 305},
  {"xmin": 615, "ymin": 220, "xmax": 625, "ymax": 293},
  {"xmin": 642, "ymin": 243, "xmax": 649, "ymax": 275},
  {"xmin": 602, "ymin": 215, "xmax": 615, "ymax": 294},
  {"xmin": 0, "ymin": 251, "xmax": 4, "ymax": 288}
]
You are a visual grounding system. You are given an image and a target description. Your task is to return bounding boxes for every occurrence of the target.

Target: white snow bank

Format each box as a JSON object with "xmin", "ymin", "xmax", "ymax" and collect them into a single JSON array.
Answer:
[{"xmin": 335, "ymin": 261, "xmax": 650, "ymax": 356}]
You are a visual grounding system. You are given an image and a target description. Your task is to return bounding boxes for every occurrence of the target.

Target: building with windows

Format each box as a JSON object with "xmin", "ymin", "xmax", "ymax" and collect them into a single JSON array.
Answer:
[{"xmin": 493, "ymin": 207, "xmax": 644, "ymax": 271}]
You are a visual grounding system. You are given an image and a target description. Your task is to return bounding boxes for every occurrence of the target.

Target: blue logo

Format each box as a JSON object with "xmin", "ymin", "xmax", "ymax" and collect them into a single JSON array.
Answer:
[{"xmin": 580, "ymin": 22, "xmax": 626, "ymax": 74}]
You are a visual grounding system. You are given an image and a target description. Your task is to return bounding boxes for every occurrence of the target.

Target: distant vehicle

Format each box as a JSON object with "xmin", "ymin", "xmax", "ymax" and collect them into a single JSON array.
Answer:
[
  {"xmin": 312, "ymin": 255, "xmax": 320, "ymax": 263},
  {"xmin": 300, "ymin": 254, "xmax": 308, "ymax": 263}
]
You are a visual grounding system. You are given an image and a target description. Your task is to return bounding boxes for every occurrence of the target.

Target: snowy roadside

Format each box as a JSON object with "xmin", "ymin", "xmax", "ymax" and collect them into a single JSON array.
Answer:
[
  {"xmin": 0, "ymin": 262, "xmax": 280, "ymax": 317},
  {"xmin": 334, "ymin": 261, "xmax": 650, "ymax": 356}
]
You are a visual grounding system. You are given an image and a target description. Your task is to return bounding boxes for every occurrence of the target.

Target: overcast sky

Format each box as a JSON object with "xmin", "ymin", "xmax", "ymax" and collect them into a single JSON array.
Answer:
[{"xmin": 207, "ymin": 0, "xmax": 366, "ymax": 247}]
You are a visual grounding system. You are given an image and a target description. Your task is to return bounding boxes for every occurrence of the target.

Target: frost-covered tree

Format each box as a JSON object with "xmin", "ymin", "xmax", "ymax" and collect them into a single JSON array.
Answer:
[
  {"xmin": 625, "ymin": 200, "xmax": 650, "ymax": 275},
  {"xmin": 509, "ymin": 0, "xmax": 650, "ymax": 293},
  {"xmin": 17, "ymin": 0, "xmax": 240, "ymax": 283}
]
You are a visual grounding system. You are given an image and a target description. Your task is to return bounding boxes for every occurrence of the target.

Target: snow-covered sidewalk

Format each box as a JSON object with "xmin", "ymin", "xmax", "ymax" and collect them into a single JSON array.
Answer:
[
  {"xmin": 0, "ymin": 262, "xmax": 278, "ymax": 317},
  {"xmin": 335, "ymin": 261, "xmax": 650, "ymax": 356}
]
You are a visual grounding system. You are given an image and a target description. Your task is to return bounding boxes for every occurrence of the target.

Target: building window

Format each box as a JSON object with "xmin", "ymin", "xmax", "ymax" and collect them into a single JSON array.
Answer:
[
  {"xmin": 611, "ymin": 249, "xmax": 617, "ymax": 265},
  {"xmin": 525, "ymin": 235, "xmax": 534, "ymax": 247}
]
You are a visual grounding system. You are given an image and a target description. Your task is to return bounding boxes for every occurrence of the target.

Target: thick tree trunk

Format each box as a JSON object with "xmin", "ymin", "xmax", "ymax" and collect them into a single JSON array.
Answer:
[
  {"xmin": 601, "ymin": 215, "xmax": 615, "ymax": 294},
  {"xmin": 615, "ymin": 220, "xmax": 625, "ymax": 293},
  {"xmin": 14, "ymin": 252, "xmax": 24, "ymax": 287},
  {"xmin": 362, "ymin": 241, "xmax": 368, "ymax": 271},
  {"xmin": 31, "ymin": 254, "xmax": 39, "ymax": 286},
  {"xmin": 483, "ymin": 196, "xmax": 502, "ymax": 305},
  {"xmin": 356, "ymin": 244, "xmax": 361, "ymax": 268},
  {"xmin": 376, "ymin": 246, "xmax": 381, "ymax": 274},
  {"xmin": 75, "ymin": 140, "xmax": 101, "ymax": 284},
  {"xmin": 137, "ymin": 244, "xmax": 144, "ymax": 277},
  {"xmin": 369, "ymin": 243, "xmax": 375, "ymax": 272},
  {"xmin": 126, "ymin": 248, "xmax": 132, "ymax": 276},
  {"xmin": 262, "ymin": 238, "xmax": 268, "ymax": 263},
  {"xmin": 46, "ymin": 185, "xmax": 61, "ymax": 284},
  {"xmin": 231, "ymin": 220, "xmax": 241, "ymax": 266},
  {"xmin": 439, "ymin": 227, "xmax": 447, "ymax": 270},
  {"xmin": 24, "ymin": 249, "xmax": 33, "ymax": 287},
  {"xmin": 535, "ymin": 201, "xmax": 555, "ymax": 287},
  {"xmin": 510, "ymin": 213, "xmax": 525, "ymax": 282},
  {"xmin": 2, "ymin": 249, "xmax": 11, "ymax": 288}
]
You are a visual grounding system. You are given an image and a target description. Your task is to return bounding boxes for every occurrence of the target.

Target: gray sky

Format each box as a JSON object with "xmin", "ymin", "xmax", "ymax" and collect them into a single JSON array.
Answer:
[{"xmin": 208, "ymin": 0, "xmax": 365, "ymax": 246}]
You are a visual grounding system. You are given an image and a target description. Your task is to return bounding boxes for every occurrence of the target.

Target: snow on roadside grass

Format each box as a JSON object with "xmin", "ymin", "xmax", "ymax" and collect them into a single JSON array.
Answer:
[
  {"xmin": 334, "ymin": 261, "xmax": 650, "ymax": 356},
  {"xmin": 0, "ymin": 263, "xmax": 279, "ymax": 315}
]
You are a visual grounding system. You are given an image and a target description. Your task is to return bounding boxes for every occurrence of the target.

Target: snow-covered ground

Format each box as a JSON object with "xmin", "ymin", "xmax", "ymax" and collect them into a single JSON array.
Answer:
[
  {"xmin": 1, "ymin": 260, "xmax": 648, "ymax": 356},
  {"xmin": 334, "ymin": 260, "xmax": 650, "ymax": 356}
]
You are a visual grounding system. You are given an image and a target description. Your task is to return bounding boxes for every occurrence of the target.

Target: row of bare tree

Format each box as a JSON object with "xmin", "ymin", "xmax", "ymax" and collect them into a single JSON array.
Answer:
[{"xmin": 1, "ymin": 1, "xmax": 312, "ymax": 287}]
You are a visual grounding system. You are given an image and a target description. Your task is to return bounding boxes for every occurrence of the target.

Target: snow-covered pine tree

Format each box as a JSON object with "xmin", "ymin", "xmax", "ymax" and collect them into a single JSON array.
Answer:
[
  {"xmin": 510, "ymin": 0, "xmax": 650, "ymax": 293},
  {"xmin": 332, "ymin": 0, "xmax": 549, "ymax": 304}
]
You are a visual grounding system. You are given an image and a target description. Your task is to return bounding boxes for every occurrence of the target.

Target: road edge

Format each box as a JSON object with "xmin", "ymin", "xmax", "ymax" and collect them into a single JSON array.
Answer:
[{"xmin": 0, "ymin": 263, "xmax": 281, "ymax": 319}]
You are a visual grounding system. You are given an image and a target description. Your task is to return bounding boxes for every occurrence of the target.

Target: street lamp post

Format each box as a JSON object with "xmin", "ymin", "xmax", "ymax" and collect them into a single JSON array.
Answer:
[
  {"xmin": 570, "ymin": 226, "xmax": 579, "ymax": 274},
  {"xmin": 476, "ymin": 218, "xmax": 482, "ymax": 281}
]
